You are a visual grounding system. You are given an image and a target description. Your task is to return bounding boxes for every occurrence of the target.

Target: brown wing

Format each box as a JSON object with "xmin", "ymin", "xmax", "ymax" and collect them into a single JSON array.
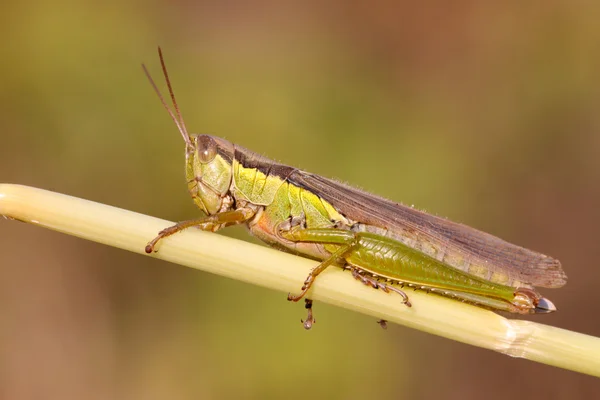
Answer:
[{"xmin": 288, "ymin": 170, "xmax": 567, "ymax": 288}]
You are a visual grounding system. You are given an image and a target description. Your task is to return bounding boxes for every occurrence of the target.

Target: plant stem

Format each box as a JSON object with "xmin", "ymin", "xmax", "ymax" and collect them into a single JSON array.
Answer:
[{"xmin": 1, "ymin": 183, "xmax": 599, "ymax": 376}]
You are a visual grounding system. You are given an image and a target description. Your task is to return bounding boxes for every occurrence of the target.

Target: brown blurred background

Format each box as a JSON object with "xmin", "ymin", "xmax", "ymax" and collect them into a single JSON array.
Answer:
[{"xmin": 1, "ymin": 1, "xmax": 599, "ymax": 399}]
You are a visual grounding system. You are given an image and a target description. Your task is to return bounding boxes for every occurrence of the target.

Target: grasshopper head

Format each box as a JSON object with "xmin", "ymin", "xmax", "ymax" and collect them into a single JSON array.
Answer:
[
  {"xmin": 143, "ymin": 48, "xmax": 235, "ymax": 216},
  {"xmin": 185, "ymin": 134, "xmax": 234, "ymax": 215}
]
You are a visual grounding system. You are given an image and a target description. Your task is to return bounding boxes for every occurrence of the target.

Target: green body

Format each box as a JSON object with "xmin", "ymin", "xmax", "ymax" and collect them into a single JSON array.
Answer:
[
  {"xmin": 177, "ymin": 135, "xmax": 566, "ymax": 314},
  {"xmin": 231, "ymin": 156, "xmax": 520, "ymax": 306},
  {"xmin": 143, "ymin": 50, "xmax": 567, "ymax": 320}
]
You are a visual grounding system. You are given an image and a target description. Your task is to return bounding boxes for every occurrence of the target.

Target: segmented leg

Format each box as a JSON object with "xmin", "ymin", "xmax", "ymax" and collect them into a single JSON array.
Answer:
[
  {"xmin": 145, "ymin": 207, "xmax": 255, "ymax": 253},
  {"xmin": 279, "ymin": 227, "xmax": 358, "ymax": 302},
  {"xmin": 350, "ymin": 268, "xmax": 412, "ymax": 307},
  {"xmin": 281, "ymin": 226, "xmax": 409, "ymax": 328},
  {"xmin": 287, "ymin": 243, "xmax": 354, "ymax": 302},
  {"xmin": 301, "ymin": 299, "xmax": 315, "ymax": 330}
]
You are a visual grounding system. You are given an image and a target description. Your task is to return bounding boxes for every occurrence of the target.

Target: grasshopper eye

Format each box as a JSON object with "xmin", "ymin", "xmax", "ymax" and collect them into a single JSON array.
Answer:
[{"xmin": 196, "ymin": 135, "xmax": 217, "ymax": 163}]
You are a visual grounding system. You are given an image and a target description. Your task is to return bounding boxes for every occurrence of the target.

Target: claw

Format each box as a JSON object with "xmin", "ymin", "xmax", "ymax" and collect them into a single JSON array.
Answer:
[{"xmin": 300, "ymin": 299, "xmax": 315, "ymax": 330}]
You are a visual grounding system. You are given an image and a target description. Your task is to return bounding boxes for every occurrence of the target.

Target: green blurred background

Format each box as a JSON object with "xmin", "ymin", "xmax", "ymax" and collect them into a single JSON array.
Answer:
[{"xmin": 1, "ymin": 1, "xmax": 599, "ymax": 398}]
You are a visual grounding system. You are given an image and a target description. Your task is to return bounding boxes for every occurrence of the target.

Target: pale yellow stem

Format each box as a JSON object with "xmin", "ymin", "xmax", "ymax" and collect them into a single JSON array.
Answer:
[{"xmin": 1, "ymin": 184, "xmax": 599, "ymax": 377}]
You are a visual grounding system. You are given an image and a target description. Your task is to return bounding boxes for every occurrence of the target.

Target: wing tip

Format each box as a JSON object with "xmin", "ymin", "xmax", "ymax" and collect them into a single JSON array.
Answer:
[{"xmin": 538, "ymin": 257, "xmax": 568, "ymax": 288}]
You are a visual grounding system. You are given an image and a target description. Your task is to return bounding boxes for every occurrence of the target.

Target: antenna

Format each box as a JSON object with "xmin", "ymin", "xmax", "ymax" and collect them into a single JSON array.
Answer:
[{"xmin": 142, "ymin": 47, "xmax": 192, "ymax": 147}]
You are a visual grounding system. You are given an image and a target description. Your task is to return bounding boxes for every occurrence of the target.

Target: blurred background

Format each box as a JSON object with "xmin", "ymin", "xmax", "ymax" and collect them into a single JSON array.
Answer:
[{"xmin": 1, "ymin": 1, "xmax": 599, "ymax": 398}]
